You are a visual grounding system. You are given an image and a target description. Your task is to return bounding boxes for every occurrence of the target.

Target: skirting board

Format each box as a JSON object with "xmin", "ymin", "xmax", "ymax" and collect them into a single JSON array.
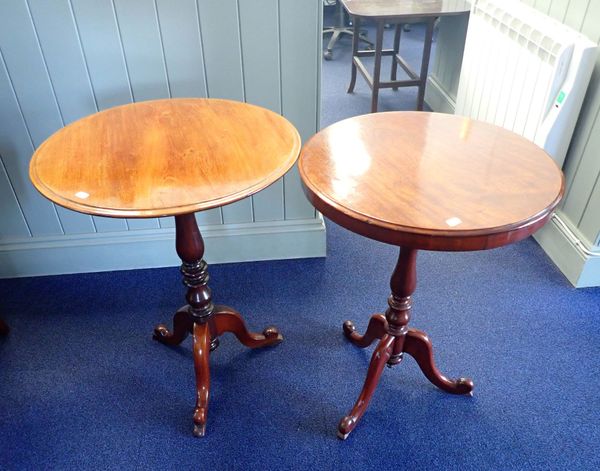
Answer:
[
  {"xmin": 534, "ymin": 212, "xmax": 600, "ymax": 288},
  {"xmin": 424, "ymin": 75, "xmax": 456, "ymax": 114},
  {"xmin": 0, "ymin": 216, "xmax": 327, "ymax": 278}
]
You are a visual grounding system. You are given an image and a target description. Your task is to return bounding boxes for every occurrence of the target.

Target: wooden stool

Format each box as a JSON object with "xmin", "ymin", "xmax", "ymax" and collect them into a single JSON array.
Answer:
[
  {"xmin": 341, "ymin": 0, "xmax": 470, "ymax": 112},
  {"xmin": 299, "ymin": 112, "xmax": 564, "ymax": 439},
  {"xmin": 30, "ymin": 98, "xmax": 300, "ymax": 437}
]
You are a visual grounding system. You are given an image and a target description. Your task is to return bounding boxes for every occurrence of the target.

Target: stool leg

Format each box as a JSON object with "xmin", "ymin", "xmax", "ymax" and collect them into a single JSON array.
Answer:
[
  {"xmin": 343, "ymin": 314, "xmax": 387, "ymax": 349},
  {"xmin": 391, "ymin": 24, "xmax": 402, "ymax": 90},
  {"xmin": 417, "ymin": 18, "xmax": 436, "ymax": 111},
  {"xmin": 347, "ymin": 17, "xmax": 360, "ymax": 93},
  {"xmin": 211, "ymin": 305, "xmax": 283, "ymax": 348},
  {"xmin": 403, "ymin": 328, "xmax": 474, "ymax": 395},
  {"xmin": 192, "ymin": 322, "xmax": 211, "ymax": 437},
  {"xmin": 338, "ymin": 334, "xmax": 394, "ymax": 439},
  {"xmin": 370, "ymin": 20, "xmax": 385, "ymax": 113}
]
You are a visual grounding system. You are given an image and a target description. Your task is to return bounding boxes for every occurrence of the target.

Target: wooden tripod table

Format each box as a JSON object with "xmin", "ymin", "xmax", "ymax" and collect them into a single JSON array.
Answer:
[
  {"xmin": 29, "ymin": 98, "xmax": 300, "ymax": 437},
  {"xmin": 299, "ymin": 112, "xmax": 564, "ymax": 439}
]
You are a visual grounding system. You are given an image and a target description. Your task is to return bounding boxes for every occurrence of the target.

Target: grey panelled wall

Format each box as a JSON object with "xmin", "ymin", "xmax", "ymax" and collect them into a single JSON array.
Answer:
[
  {"xmin": 425, "ymin": 0, "xmax": 600, "ymax": 287},
  {"xmin": 0, "ymin": 0, "xmax": 325, "ymax": 278}
]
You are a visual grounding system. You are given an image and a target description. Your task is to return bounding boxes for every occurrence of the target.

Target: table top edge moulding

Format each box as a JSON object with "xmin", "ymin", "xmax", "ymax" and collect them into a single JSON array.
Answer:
[
  {"xmin": 29, "ymin": 98, "xmax": 301, "ymax": 218},
  {"xmin": 298, "ymin": 112, "xmax": 564, "ymax": 251}
]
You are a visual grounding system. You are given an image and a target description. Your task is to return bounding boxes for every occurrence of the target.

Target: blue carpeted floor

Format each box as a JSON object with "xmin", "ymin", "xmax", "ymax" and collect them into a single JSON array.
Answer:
[{"xmin": 1, "ymin": 6, "xmax": 600, "ymax": 471}]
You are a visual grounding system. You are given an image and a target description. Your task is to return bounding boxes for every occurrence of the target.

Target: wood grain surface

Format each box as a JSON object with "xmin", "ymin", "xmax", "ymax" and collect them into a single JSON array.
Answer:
[
  {"xmin": 341, "ymin": 0, "xmax": 471, "ymax": 19},
  {"xmin": 30, "ymin": 99, "xmax": 301, "ymax": 218},
  {"xmin": 299, "ymin": 112, "xmax": 564, "ymax": 251}
]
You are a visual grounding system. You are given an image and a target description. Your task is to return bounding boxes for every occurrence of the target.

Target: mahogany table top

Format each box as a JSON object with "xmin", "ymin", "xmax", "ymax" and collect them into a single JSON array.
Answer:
[
  {"xmin": 341, "ymin": 0, "xmax": 471, "ymax": 19},
  {"xmin": 30, "ymin": 99, "xmax": 300, "ymax": 218},
  {"xmin": 299, "ymin": 112, "xmax": 564, "ymax": 251}
]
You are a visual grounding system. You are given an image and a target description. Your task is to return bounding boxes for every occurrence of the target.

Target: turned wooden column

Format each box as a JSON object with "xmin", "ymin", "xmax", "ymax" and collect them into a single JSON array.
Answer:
[
  {"xmin": 176, "ymin": 214, "xmax": 213, "ymax": 322},
  {"xmin": 386, "ymin": 247, "xmax": 417, "ymax": 366}
]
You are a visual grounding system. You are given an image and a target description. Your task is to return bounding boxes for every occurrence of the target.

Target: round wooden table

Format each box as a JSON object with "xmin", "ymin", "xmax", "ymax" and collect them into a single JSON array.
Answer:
[
  {"xmin": 299, "ymin": 112, "xmax": 564, "ymax": 439},
  {"xmin": 29, "ymin": 98, "xmax": 300, "ymax": 437}
]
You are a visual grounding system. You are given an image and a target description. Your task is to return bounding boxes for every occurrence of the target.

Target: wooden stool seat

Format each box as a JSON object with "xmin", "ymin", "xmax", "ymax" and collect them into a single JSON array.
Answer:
[{"xmin": 299, "ymin": 112, "xmax": 563, "ymax": 439}]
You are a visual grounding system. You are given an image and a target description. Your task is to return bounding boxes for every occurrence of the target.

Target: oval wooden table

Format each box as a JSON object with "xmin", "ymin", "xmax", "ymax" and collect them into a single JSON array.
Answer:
[
  {"xmin": 299, "ymin": 112, "xmax": 564, "ymax": 439},
  {"xmin": 30, "ymin": 98, "xmax": 301, "ymax": 437}
]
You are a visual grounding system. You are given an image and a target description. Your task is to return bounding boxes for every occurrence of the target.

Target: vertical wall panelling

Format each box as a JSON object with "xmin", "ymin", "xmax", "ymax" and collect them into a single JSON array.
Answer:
[
  {"xmin": 154, "ymin": 0, "xmax": 222, "ymax": 227},
  {"xmin": 69, "ymin": 0, "xmax": 131, "ymax": 232},
  {"xmin": 239, "ymin": 0, "xmax": 285, "ymax": 222},
  {"xmin": 279, "ymin": 0, "xmax": 321, "ymax": 220},
  {"xmin": 111, "ymin": 0, "xmax": 171, "ymax": 230},
  {"xmin": 0, "ymin": 2, "xmax": 65, "ymax": 236},
  {"xmin": 197, "ymin": 0, "xmax": 253, "ymax": 224},
  {"xmin": 534, "ymin": 0, "xmax": 552, "ymax": 14},
  {"xmin": 548, "ymin": 2, "xmax": 570, "ymax": 21},
  {"xmin": 27, "ymin": 0, "xmax": 97, "ymax": 235},
  {"xmin": 0, "ymin": 155, "xmax": 30, "ymax": 239},
  {"xmin": 563, "ymin": 0, "xmax": 591, "ymax": 31}
]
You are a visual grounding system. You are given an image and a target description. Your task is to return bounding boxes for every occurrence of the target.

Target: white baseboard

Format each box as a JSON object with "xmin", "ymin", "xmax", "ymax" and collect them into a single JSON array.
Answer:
[
  {"xmin": 425, "ymin": 75, "xmax": 456, "ymax": 113},
  {"xmin": 534, "ymin": 211, "xmax": 600, "ymax": 288},
  {"xmin": 0, "ymin": 216, "xmax": 327, "ymax": 278}
]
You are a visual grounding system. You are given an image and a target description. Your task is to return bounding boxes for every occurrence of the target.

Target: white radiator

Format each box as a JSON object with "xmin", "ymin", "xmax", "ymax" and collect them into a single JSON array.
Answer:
[{"xmin": 455, "ymin": 0, "xmax": 597, "ymax": 168}]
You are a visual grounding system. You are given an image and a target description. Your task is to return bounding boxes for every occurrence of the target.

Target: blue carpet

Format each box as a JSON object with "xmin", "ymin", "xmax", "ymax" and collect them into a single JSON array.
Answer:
[
  {"xmin": 1, "ymin": 223, "xmax": 599, "ymax": 470},
  {"xmin": 1, "ymin": 6, "xmax": 600, "ymax": 470}
]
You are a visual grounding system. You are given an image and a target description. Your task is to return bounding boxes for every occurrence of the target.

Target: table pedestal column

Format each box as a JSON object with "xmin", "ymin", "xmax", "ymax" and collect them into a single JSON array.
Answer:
[
  {"xmin": 338, "ymin": 247, "xmax": 473, "ymax": 439},
  {"xmin": 153, "ymin": 213, "xmax": 283, "ymax": 437}
]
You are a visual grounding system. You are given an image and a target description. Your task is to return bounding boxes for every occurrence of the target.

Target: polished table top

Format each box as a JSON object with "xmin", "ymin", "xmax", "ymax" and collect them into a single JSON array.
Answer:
[
  {"xmin": 341, "ymin": 0, "xmax": 471, "ymax": 18},
  {"xmin": 30, "ymin": 98, "xmax": 301, "ymax": 218},
  {"xmin": 299, "ymin": 112, "xmax": 564, "ymax": 251}
]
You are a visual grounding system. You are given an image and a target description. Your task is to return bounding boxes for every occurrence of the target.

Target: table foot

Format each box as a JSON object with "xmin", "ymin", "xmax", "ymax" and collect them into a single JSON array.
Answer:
[
  {"xmin": 337, "ymin": 335, "xmax": 394, "ymax": 439},
  {"xmin": 403, "ymin": 328, "xmax": 473, "ymax": 395},
  {"xmin": 212, "ymin": 305, "xmax": 283, "ymax": 348},
  {"xmin": 192, "ymin": 322, "xmax": 210, "ymax": 437},
  {"xmin": 0, "ymin": 318, "xmax": 9, "ymax": 336},
  {"xmin": 153, "ymin": 307, "xmax": 193, "ymax": 346},
  {"xmin": 343, "ymin": 314, "xmax": 387, "ymax": 348}
]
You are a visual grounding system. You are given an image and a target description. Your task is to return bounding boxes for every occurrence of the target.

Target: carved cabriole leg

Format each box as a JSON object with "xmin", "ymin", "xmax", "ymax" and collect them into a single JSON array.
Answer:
[
  {"xmin": 404, "ymin": 328, "xmax": 474, "ymax": 395},
  {"xmin": 192, "ymin": 322, "xmax": 210, "ymax": 437},
  {"xmin": 211, "ymin": 305, "xmax": 282, "ymax": 348},
  {"xmin": 337, "ymin": 335, "xmax": 394, "ymax": 440},
  {"xmin": 153, "ymin": 307, "xmax": 193, "ymax": 346},
  {"xmin": 343, "ymin": 314, "xmax": 387, "ymax": 349}
]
